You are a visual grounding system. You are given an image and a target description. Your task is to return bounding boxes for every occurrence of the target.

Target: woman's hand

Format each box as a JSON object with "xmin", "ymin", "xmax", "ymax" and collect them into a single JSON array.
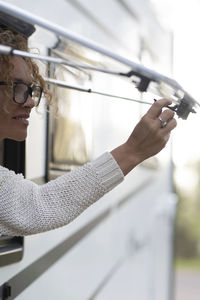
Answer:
[{"xmin": 111, "ymin": 99, "xmax": 177, "ymax": 175}]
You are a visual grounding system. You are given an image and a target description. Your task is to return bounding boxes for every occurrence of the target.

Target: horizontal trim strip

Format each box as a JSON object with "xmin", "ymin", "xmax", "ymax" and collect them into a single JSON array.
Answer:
[
  {"xmin": 4, "ymin": 178, "xmax": 153, "ymax": 299},
  {"xmin": 6, "ymin": 210, "xmax": 109, "ymax": 299},
  {"xmin": 88, "ymin": 257, "xmax": 124, "ymax": 300}
]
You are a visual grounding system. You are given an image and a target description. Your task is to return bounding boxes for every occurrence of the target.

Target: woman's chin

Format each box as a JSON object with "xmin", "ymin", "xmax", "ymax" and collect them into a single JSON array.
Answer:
[
  {"xmin": 9, "ymin": 131, "xmax": 27, "ymax": 142},
  {"xmin": 14, "ymin": 135, "xmax": 27, "ymax": 142}
]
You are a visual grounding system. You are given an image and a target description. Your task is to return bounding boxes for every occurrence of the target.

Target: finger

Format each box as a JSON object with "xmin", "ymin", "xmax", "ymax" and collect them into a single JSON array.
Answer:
[
  {"xmin": 160, "ymin": 109, "xmax": 175, "ymax": 121},
  {"xmin": 156, "ymin": 109, "xmax": 175, "ymax": 128},
  {"xmin": 163, "ymin": 133, "xmax": 170, "ymax": 143},
  {"xmin": 147, "ymin": 99, "xmax": 172, "ymax": 119},
  {"xmin": 162, "ymin": 118, "xmax": 177, "ymax": 133}
]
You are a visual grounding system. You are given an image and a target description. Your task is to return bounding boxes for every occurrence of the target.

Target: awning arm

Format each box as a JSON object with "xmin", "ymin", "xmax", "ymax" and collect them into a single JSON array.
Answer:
[
  {"xmin": 45, "ymin": 77, "xmax": 152, "ymax": 105},
  {"xmin": 0, "ymin": 1, "xmax": 199, "ymax": 119}
]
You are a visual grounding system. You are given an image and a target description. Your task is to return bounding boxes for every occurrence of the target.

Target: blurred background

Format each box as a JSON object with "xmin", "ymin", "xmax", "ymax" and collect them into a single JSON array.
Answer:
[{"xmin": 151, "ymin": 0, "xmax": 200, "ymax": 299}]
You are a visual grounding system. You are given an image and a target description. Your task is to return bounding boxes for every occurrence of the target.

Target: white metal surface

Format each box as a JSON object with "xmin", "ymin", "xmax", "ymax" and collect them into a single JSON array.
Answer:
[{"xmin": 0, "ymin": 1, "xmax": 176, "ymax": 299}]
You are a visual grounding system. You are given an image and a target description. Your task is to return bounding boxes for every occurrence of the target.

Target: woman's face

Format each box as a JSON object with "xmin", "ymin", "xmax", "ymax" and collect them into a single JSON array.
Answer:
[{"xmin": 0, "ymin": 56, "xmax": 35, "ymax": 141}]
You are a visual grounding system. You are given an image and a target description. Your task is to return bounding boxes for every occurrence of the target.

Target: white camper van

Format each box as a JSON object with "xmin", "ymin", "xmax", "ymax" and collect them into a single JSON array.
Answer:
[{"xmin": 0, "ymin": 0, "xmax": 181, "ymax": 299}]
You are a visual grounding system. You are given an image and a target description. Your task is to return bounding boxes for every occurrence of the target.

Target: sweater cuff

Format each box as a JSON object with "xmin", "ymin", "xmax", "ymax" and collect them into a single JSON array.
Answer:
[{"xmin": 90, "ymin": 152, "xmax": 124, "ymax": 192}]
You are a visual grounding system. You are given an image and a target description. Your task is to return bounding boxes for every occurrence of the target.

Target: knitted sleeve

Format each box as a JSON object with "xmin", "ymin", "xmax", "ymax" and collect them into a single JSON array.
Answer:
[{"xmin": 0, "ymin": 152, "xmax": 124, "ymax": 236}]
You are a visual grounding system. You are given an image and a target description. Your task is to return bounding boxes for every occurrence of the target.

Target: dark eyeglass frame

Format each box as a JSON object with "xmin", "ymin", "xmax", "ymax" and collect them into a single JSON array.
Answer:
[{"xmin": 0, "ymin": 81, "xmax": 43, "ymax": 107}]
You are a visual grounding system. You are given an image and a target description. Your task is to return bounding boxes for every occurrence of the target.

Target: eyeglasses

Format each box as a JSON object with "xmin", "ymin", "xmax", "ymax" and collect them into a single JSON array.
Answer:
[{"xmin": 0, "ymin": 81, "xmax": 43, "ymax": 107}]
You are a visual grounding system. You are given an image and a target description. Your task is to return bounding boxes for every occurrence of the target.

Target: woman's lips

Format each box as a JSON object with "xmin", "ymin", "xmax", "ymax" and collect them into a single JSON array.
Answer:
[{"xmin": 12, "ymin": 116, "xmax": 29, "ymax": 126}]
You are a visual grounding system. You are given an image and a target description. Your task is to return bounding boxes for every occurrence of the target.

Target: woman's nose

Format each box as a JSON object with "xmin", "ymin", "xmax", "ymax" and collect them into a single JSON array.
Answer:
[{"xmin": 22, "ymin": 94, "xmax": 35, "ymax": 108}]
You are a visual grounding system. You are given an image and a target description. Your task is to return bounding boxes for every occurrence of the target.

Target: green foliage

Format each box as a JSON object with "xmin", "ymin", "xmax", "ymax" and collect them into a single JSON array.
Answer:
[
  {"xmin": 175, "ymin": 258, "xmax": 200, "ymax": 270},
  {"xmin": 175, "ymin": 160, "xmax": 200, "ymax": 259}
]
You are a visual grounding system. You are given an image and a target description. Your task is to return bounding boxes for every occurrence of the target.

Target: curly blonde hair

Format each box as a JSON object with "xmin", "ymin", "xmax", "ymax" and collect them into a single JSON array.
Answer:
[{"xmin": 0, "ymin": 29, "xmax": 51, "ymax": 108}]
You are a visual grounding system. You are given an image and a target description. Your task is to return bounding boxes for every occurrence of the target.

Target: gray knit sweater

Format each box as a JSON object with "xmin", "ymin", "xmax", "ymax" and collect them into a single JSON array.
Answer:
[{"xmin": 0, "ymin": 152, "xmax": 124, "ymax": 236}]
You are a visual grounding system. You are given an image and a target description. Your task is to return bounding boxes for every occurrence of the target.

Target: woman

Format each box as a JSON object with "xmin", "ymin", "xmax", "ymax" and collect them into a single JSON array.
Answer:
[{"xmin": 0, "ymin": 29, "xmax": 177, "ymax": 236}]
